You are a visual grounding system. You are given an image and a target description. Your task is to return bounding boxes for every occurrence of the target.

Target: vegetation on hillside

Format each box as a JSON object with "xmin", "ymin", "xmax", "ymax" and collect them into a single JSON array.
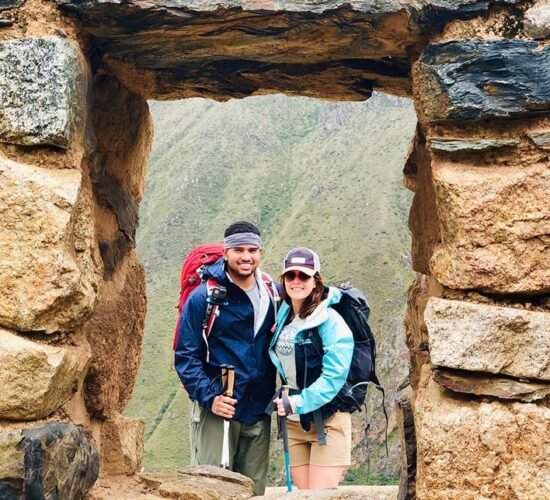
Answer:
[{"xmin": 125, "ymin": 92, "xmax": 417, "ymax": 483}]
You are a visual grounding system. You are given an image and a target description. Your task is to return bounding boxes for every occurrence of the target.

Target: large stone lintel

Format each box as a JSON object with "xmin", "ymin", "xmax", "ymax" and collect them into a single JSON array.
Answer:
[
  {"xmin": 426, "ymin": 298, "xmax": 550, "ymax": 381},
  {"xmin": 57, "ymin": 0, "xmax": 520, "ymax": 99},
  {"xmin": 414, "ymin": 40, "xmax": 550, "ymax": 123}
]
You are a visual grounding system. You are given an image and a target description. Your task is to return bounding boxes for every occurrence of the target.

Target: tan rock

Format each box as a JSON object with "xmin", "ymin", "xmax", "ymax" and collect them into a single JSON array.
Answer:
[
  {"xmin": 0, "ymin": 157, "xmax": 99, "ymax": 333},
  {"xmin": 426, "ymin": 298, "xmax": 550, "ymax": 381},
  {"xmin": 525, "ymin": 0, "xmax": 550, "ymax": 39},
  {"xmin": 404, "ymin": 274, "xmax": 443, "ymax": 390},
  {"xmin": 83, "ymin": 251, "xmax": 146, "ymax": 416},
  {"xmin": 0, "ymin": 328, "xmax": 91, "ymax": 420},
  {"xmin": 100, "ymin": 413, "xmax": 144, "ymax": 475},
  {"xmin": 415, "ymin": 366, "xmax": 550, "ymax": 499},
  {"xmin": 430, "ymin": 162, "xmax": 550, "ymax": 294}
]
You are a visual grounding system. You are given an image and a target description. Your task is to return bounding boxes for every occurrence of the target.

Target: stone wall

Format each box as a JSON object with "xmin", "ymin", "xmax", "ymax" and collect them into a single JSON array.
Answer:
[{"xmin": 0, "ymin": 0, "xmax": 549, "ymax": 498}]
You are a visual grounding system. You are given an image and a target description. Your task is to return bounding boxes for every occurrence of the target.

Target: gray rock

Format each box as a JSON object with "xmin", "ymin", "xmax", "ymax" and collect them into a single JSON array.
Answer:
[
  {"xmin": 525, "ymin": 1, "xmax": 550, "ymax": 39},
  {"xmin": 430, "ymin": 138, "xmax": 519, "ymax": 153},
  {"xmin": 0, "ymin": 423, "xmax": 99, "ymax": 499},
  {"xmin": 396, "ymin": 384, "xmax": 416, "ymax": 500},
  {"xmin": 0, "ymin": 36, "xmax": 86, "ymax": 148},
  {"xmin": 527, "ymin": 130, "xmax": 550, "ymax": 150},
  {"xmin": 434, "ymin": 368, "xmax": 550, "ymax": 402},
  {"xmin": 0, "ymin": 0, "xmax": 20, "ymax": 11},
  {"xmin": 425, "ymin": 298, "xmax": 550, "ymax": 381},
  {"xmin": 414, "ymin": 40, "xmax": 550, "ymax": 122}
]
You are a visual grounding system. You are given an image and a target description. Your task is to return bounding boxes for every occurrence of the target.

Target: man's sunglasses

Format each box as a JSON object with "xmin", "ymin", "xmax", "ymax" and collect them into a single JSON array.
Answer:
[{"xmin": 283, "ymin": 270, "xmax": 313, "ymax": 282}]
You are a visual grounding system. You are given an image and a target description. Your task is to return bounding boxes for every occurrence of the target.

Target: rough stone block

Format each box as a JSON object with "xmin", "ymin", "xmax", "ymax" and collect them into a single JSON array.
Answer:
[
  {"xmin": 414, "ymin": 40, "xmax": 550, "ymax": 122},
  {"xmin": 415, "ymin": 367, "xmax": 550, "ymax": 499},
  {"xmin": 426, "ymin": 298, "xmax": 550, "ymax": 381},
  {"xmin": 525, "ymin": 1, "xmax": 550, "ymax": 39},
  {"xmin": 527, "ymin": 130, "xmax": 550, "ymax": 150},
  {"xmin": 430, "ymin": 162, "xmax": 550, "ymax": 294},
  {"xmin": 100, "ymin": 413, "xmax": 144, "ymax": 475},
  {"xmin": 0, "ymin": 36, "xmax": 86, "ymax": 148},
  {"xmin": 83, "ymin": 252, "xmax": 146, "ymax": 416},
  {"xmin": 0, "ymin": 328, "xmax": 91, "ymax": 420},
  {"xmin": 0, "ymin": 157, "xmax": 98, "ymax": 332},
  {"xmin": 0, "ymin": 422, "xmax": 99, "ymax": 499}
]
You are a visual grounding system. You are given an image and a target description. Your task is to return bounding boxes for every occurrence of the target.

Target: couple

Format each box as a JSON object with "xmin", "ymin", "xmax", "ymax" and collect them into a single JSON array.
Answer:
[{"xmin": 174, "ymin": 221, "xmax": 354, "ymax": 495}]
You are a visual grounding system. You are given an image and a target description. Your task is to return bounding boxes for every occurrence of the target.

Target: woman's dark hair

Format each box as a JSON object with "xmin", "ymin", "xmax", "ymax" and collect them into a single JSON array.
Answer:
[
  {"xmin": 224, "ymin": 221, "xmax": 260, "ymax": 237},
  {"xmin": 281, "ymin": 272, "xmax": 325, "ymax": 320}
]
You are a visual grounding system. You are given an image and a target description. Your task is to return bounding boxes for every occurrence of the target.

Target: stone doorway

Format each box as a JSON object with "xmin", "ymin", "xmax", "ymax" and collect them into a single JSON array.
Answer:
[{"xmin": 0, "ymin": 1, "xmax": 549, "ymax": 498}]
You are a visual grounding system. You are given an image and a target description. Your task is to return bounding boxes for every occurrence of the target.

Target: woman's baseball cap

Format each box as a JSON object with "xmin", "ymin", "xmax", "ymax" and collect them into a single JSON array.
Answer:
[{"xmin": 283, "ymin": 247, "xmax": 321, "ymax": 276}]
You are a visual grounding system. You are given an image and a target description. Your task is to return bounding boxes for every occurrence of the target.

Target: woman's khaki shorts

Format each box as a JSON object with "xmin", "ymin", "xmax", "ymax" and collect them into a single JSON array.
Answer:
[{"xmin": 287, "ymin": 411, "xmax": 351, "ymax": 467}]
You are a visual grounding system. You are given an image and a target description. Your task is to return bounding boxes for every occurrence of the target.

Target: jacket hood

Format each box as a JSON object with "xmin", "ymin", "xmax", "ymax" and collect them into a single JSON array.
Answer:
[
  {"xmin": 276, "ymin": 286, "xmax": 342, "ymax": 330},
  {"xmin": 202, "ymin": 257, "xmax": 228, "ymax": 283}
]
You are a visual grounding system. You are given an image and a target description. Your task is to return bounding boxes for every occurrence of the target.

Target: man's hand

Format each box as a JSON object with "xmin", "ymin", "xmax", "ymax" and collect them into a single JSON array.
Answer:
[
  {"xmin": 212, "ymin": 394, "xmax": 237, "ymax": 419},
  {"xmin": 273, "ymin": 396, "xmax": 296, "ymax": 417}
]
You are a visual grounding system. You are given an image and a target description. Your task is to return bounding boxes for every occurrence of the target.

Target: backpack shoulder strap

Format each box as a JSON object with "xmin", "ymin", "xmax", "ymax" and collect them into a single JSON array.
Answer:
[
  {"xmin": 260, "ymin": 272, "xmax": 280, "ymax": 314},
  {"xmin": 202, "ymin": 278, "xmax": 227, "ymax": 362}
]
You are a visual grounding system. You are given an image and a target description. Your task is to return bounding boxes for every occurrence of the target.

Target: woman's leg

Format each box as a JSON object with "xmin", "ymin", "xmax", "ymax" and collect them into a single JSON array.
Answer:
[
  {"xmin": 290, "ymin": 464, "xmax": 309, "ymax": 489},
  {"xmin": 308, "ymin": 465, "xmax": 347, "ymax": 489}
]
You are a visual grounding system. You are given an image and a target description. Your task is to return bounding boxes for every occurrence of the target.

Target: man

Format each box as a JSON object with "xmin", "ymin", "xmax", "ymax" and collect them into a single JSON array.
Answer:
[{"xmin": 175, "ymin": 221, "xmax": 278, "ymax": 495}]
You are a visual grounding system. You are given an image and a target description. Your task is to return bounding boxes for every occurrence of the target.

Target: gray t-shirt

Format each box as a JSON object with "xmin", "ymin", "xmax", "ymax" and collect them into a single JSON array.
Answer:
[
  {"xmin": 275, "ymin": 315, "xmax": 307, "ymax": 421},
  {"xmin": 244, "ymin": 282, "xmax": 261, "ymax": 334}
]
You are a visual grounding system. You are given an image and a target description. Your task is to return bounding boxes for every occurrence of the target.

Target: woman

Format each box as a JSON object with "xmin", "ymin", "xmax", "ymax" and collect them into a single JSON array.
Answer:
[{"xmin": 269, "ymin": 247, "xmax": 354, "ymax": 490}]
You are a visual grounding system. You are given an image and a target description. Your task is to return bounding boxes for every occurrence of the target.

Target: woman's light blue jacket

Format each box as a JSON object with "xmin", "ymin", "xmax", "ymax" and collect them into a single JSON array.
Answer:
[{"xmin": 268, "ymin": 286, "xmax": 354, "ymax": 415}]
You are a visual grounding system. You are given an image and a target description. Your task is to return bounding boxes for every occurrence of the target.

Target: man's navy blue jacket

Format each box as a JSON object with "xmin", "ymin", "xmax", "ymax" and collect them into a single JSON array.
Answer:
[{"xmin": 174, "ymin": 258, "xmax": 277, "ymax": 424}]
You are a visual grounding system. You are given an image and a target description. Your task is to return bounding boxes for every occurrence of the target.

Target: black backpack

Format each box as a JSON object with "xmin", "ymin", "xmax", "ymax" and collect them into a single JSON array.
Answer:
[{"xmin": 312, "ymin": 286, "xmax": 387, "ymax": 444}]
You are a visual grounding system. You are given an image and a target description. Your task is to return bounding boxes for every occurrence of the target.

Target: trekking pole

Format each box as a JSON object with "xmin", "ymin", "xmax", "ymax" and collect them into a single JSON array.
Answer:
[
  {"xmin": 279, "ymin": 385, "xmax": 293, "ymax": 492},
  {"xmin": 220, "ymin": 365, "xmax": 235, "ymax": 469}
]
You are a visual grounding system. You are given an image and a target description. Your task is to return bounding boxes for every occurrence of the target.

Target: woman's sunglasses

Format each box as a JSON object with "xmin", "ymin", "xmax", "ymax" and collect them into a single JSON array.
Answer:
[{"xmin": 283, "ymin": 270, "xmax": 313, "ymax": 282}]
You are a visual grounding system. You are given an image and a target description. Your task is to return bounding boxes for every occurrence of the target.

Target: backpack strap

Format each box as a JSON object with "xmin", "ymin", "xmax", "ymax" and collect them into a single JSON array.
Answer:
[
  {"xmin": 260, "ymin": 272, "xmax": 279, "ymax": 315},
  {"xmin": 202, "ymin": 278, "xmax": 227, "ymax": 363}
]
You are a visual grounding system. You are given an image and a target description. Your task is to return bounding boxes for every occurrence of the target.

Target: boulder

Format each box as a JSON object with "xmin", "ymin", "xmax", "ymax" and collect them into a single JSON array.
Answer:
[
  {"xmin": 430, "ymin": 162, "xmax": 550, "ymax": 294},
  {"xmin": 414, "ymin": 40, "xmax": 550, "ymax": 122},
  {"xmin": 0, "ymin": 157, "xmax": 99, "ymax": 332},
  {"xmin": 83, "ymin": 251, "xmax": 146, "ymax": 417},
  {"xmin": 0, "ymin": 328, "xmax": 90, "ymax": 420},
  {"xmin": 525, "ymin": 0, "xmax": 550, "ymax": 39},
  {"xmin": 100, "ymin": 413, "xmax": 144, "ymax": 475},
  {"xmin": 415, "ymin": 367, "xmax": 550, "ymax": 499},
  {"xmin": 0, "ymin": 36, "xmax": 87, "ymax": 148},
  {"xmin": 426, "ymin": 298, "xmax": 550, "ymax": 381},
  {"xmin": 0, "ymin": 422, "xmax": 99, "ymax": 499}
]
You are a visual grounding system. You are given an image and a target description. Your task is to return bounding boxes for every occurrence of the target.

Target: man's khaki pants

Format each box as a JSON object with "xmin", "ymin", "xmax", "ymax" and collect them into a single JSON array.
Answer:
[{"xmin": 190, "ymin": 402, "xmax": 271, "ymax": 496}]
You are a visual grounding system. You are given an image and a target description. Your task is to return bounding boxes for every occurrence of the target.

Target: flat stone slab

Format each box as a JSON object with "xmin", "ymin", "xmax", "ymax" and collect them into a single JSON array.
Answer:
[
  {"xmin": 0, "ymin": 422, "xmax": 99, "ymax": 499},
  {"xmin": 0, "ymin": 36, "xmax": 86, "ymax": 148},
  {"xmin": 414, "ymin": 39, "xmax": 550, "ymax": 122},
  {"xmin": 415, "ymin": 367, "xmax": 550, "ymax": 499},
  {"xmin": 426, "ymin": 298, "xmax": 550, "ymax": 381},
  {"xmin": 430, "ymin": 138, "xmax": 519, "ymax": 153},
  {"xmin": 527, "ymin": 130, "xmax": 550, "ymax": 150},
  {"xmin": 0, "ymin": 328, "xmax": 90, "ymax": 420},
  {"xmin": 0, "ymin": 157, "xmax": 98, "ymax": 333},
  {"xmin": 259, "ymin": 485, "xmax": 398, "ymax": 498},
  {"xmin": 434, "ymin": 368, "xmax": 550, "ymax": 402}
]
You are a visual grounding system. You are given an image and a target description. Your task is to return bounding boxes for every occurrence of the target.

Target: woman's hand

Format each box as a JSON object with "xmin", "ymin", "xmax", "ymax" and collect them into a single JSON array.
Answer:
[
  {"xmin": 273, "ymin": 396, "xmax": 296, "ymax": 416},
  {"xmin": 212, "ymin": 395, "xmax": 237, "ymax": 418}
]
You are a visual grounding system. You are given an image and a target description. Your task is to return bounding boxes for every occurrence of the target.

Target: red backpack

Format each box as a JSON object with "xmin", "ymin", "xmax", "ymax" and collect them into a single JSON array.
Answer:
[
  {"xmin": 172, "ymin": 244, "xmax": 224, "ymax": 350},
  {"xmin": 172, "ymin": 244, "xmax": 279, "ymax": 352}
]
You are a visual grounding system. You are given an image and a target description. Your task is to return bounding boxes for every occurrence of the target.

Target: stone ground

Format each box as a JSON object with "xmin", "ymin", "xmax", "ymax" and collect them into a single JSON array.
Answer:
[{"xmin": 87, "ymin": 473, "xmax": 398, "ymax": 499}]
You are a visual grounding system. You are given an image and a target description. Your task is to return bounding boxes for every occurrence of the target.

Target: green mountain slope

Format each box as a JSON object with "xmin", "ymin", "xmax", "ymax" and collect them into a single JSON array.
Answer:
[{"xmin": 125, "ymin": 93, "xmax": 417, "ymax": 482}]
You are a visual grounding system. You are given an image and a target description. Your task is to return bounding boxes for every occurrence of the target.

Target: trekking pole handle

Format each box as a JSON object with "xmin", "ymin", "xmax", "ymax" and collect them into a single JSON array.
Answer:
[
  {"xmin": 281, "ymin": 385, "xmax": 293, "ymax": 416},
  {"xmin": 221, "ymin": 364, "xmax": 228, "ymax": 393},
  {"xmin": 225, "ymin": 365, "xmax": 235, "ymax": 398}
]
